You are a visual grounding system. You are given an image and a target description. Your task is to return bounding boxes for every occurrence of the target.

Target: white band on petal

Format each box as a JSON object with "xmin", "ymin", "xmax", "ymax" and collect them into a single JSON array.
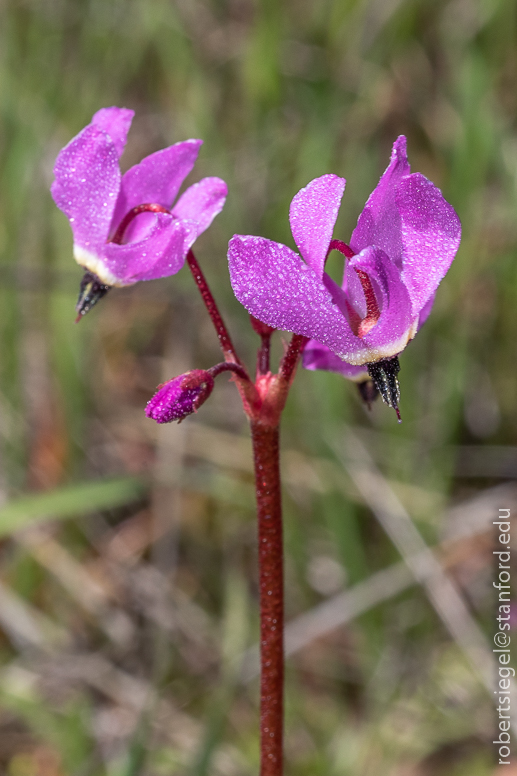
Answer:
[
  {"xmin": 344, "ymin": 369, "xmax": 371, "ymax": 382},
  {"xmin": 337, "ymin": 317, "xmax": 419, "ymax": 365},
  {"xmin": 74, "ymin": 244, "xmax": 133, "ymax": 287}
]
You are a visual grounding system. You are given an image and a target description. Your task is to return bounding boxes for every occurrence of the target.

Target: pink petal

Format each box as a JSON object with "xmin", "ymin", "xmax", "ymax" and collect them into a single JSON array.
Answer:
[
  {"xmin": 228, "ymin": 235, "xmax": 363, "ymax": 361},
  {"xmin": 111, "ymin": 140, "xmax": 203, "ymax": 233},
  {"xmin": 172, "ymin": 177, "xmax": 228, "ymax": 238},
  {"xmin": 120, "ymin": 211, "xmax": 161, "ymax": 244},
  {"xmin": 51, "ymin": 124, "xmax": 121, "ymax": 253},
  {"xmin": 91, "ymin": 107, "xmax": 134, "ymax": 158},
  {"xmin": 398, "ymin": 173, "xmax": 461, "ymax": 314},
  {"xmin": 347, "ymin": 246, "xmax": 415, "ymax": 356},
  {"xmin": 303, "ymin": 340, "xmax": 369, "ymax": 380},
  {"xmin": 289, "ymin": 175, "xmax": 346, "ymax": 276},
  {"xmin": 350, "ymin": 136, "xmax": 410, "ymax": 267},
  {"xmin": 417, "ymin": 290, "xmax": 436, "ymax": 329},
  {"xmin": 103, "ymin": 214, "xmax": 193, "ymax": 284}
]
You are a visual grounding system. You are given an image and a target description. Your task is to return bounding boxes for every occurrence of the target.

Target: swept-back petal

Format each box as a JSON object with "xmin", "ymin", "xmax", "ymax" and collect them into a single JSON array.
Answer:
[
  {"xmin": 417, "ymin": 290, "xmax": 436, "ymax": 330},
  {"xmin": 289, "ymin": 175, "xmax": 346, "ymax": 276},
  {"xmin": 172, "ymin": 177, "xmax": 227, "ymax": 236},
  {"xmin": 398, "ymin": 173, "xmax": 461, "ymax": 314},
  {"xmin": 303, "ymin": 340, "xmax": 368, "ymax": 380},
  {"xmin": 228, "ymin": 235, "xmax": 365, "ymax": 361},
  {"xmin": 112, "ymin": 140, "xmax": 203, "ymax": 232},
  {"xmin": 348, "ymin": 246, "xmax": 416, "ymax": 359},
  {"xmin": 51, "ymin": 124, "xmax": 121, "ymax": 253},
  {"xmin": 350, "ymin": 136, "xmax": 410, "ymax": 266},
  {"xmin": 91, "ymin": 107, "xmax": 134, "ymax": 158},
  {"xmin": 102, "ymin": 214, "xmax": 193, "ymax": 285}
]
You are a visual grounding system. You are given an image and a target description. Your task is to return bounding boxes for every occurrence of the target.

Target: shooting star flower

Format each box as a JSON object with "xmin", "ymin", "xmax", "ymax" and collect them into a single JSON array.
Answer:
[
  {"xmin": 228, "ymin": 137, "xmax": 460, "ymax": 415},
  {"xmin": 51, "ymin": 107, "xmax": 227, "ymax": 317}
]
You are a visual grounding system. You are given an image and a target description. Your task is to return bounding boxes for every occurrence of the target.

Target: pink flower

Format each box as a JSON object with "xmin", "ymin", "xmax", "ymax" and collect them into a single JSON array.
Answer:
[
  {"xmin": 51, "ymin": 107, "xmax": 227, "ymax": 315},
  {"xmin": 228, "ymin": 136, "xmax": 461, "ymax": 412}
]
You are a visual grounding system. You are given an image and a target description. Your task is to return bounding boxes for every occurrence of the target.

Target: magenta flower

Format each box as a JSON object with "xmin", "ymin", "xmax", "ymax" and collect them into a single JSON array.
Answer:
[
  {"xmin": 51, "ymin": 107, "xmax": 227, "ymax": 316},
  {"xmin": 228, "ymin": 136, "xmax": 461, "ymax": 412},
  {"xmin": 145, "ymin": 370, "xmax": 215, "ymax": 424}
]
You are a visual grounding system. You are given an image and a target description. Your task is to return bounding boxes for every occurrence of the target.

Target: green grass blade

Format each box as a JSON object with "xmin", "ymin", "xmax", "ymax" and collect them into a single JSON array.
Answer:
[{"xmin": 0, "ymin": 477, "xmax": 148, "ymax": 537}]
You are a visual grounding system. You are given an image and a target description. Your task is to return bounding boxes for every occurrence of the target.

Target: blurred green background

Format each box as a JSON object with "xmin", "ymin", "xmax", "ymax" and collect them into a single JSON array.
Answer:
[{"xmin": 0, "ymin": 0, "xmax": 515, "ymax": 773}]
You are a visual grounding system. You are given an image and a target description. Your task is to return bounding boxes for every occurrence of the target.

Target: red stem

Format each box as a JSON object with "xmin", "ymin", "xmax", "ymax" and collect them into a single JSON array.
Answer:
[
  {"xmin": 186, "ymin": 250, "xmax": 239, "ymax": 363},
  {"xmin": 251, "ymin": 421, "xmax": 284, "ymax": 776},
  {"xmin": 279, "ymin": 333, "xmax": 309, "ymax": 385},
  {"xmin": 257, "ymin": 335, "xmax": 272, "ymax": 376},
  {"xmin": 208, "ymin": 361, "xmax": 251, "ymax": 382},
  {"xmin": 250, "ymin": 315, "xmax": 274, "ymax": 376}
]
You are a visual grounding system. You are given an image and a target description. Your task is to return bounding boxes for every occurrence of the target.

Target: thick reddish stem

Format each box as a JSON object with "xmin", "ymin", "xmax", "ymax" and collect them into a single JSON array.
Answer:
[
  {"xmin": 186, "ymin": 250, "xmax": 239, "ymax": 363},
  {"xmin": 251, "ymin": 421, "xmax": 284, "ymax": 776}
]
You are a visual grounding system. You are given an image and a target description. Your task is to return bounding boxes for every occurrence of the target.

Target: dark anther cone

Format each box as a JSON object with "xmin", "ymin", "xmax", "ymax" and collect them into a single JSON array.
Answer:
[
  {"xmin": 75, "ymin": 271, "xmax": 111, "ymax": 321},
  {"xmin": 357, "ymin": 379, "xmax": 379, "ymax": 410},
  {"xmin": 367, "ymin": 356, "xmax": 401, "ymax": 421}
]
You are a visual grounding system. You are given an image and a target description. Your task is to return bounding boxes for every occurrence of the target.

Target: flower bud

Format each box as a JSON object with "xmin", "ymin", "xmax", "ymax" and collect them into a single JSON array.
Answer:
[{"xmin": 145, "ymin": 370, "xmax": 214, "ymax": 424}]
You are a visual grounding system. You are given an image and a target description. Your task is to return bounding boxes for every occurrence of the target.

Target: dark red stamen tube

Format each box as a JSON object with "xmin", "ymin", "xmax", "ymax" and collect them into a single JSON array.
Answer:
[
  {"xmin": 110, "ymin": 203, "xmax": 170, "ymax": 245},
  {"xmin": 328, "ymin": 239, "xmax": 355, "ymax": 259},
  {"xmin": 355, "ymin": 269, "xmax": 381, "ymax": 337},
  {"xmin": 327, "ymin": 240, "xmax": 380, "ymax": 338}
]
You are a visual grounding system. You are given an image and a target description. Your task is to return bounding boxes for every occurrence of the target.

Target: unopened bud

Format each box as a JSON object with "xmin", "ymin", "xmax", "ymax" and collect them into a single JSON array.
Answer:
[{"xmin": 146, "ymin": 369, "xmax": 214, "ymax": 424}]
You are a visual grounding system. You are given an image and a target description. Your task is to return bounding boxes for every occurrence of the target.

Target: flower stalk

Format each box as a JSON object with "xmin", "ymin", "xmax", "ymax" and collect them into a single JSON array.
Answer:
[
  {"xmin": 186, "ymin": 249, "xmax": 239, "ymax": 364},
  {"xmin": 251, "ymin": 420, "xmax": 284, "ymax": 776},
  {"xmin": 176, "ymin": 261, "xmax": 301, "ymax": 773},
  {"xmin": 250, "ymin": 316, "xmax": 275, "ymax": 376}
]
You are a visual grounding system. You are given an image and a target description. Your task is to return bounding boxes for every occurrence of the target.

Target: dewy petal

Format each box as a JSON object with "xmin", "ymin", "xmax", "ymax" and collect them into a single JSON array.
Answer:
[
  {"xmin": 91, "ymin": 107, "xmax": 134, "ymax": 159},
  {"xmin": 397, "ymin": 172, "xmax": 461, "ymax": 314},
  {"xmin": 348, "ymin": 246, "xmax": 416, "ymax": 360},
  {"xmin": 51, "ymin": 124, "xmax": 121, "ymax": 254},
  {"xmin": 172, "ymin": 177, "xmax": 228, "ymax": 238},
  {"xmin": 303, "ymin": 340, "xmax": 369, "ymax": 381},
  {"xmin": 111, "ymin": 140, "xmax": 203, "ymax": 232},
  {"xmin": 99, "ymin": 213, "xmax": 193, "ymax": 285},
  {"xmin": 228, "ymin": 235, "xmax": 363, "ymax": 360},
  {"xmin": 350, "ymin": 135, "xmax": 410, "ymax": 266},
  {"xmin": 289, "ymin": 175, "xmax": 346, "ymax": 277},
  {"xmin": 417, "ymin": 290, "xmax": 436, "ymax": 330}
]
